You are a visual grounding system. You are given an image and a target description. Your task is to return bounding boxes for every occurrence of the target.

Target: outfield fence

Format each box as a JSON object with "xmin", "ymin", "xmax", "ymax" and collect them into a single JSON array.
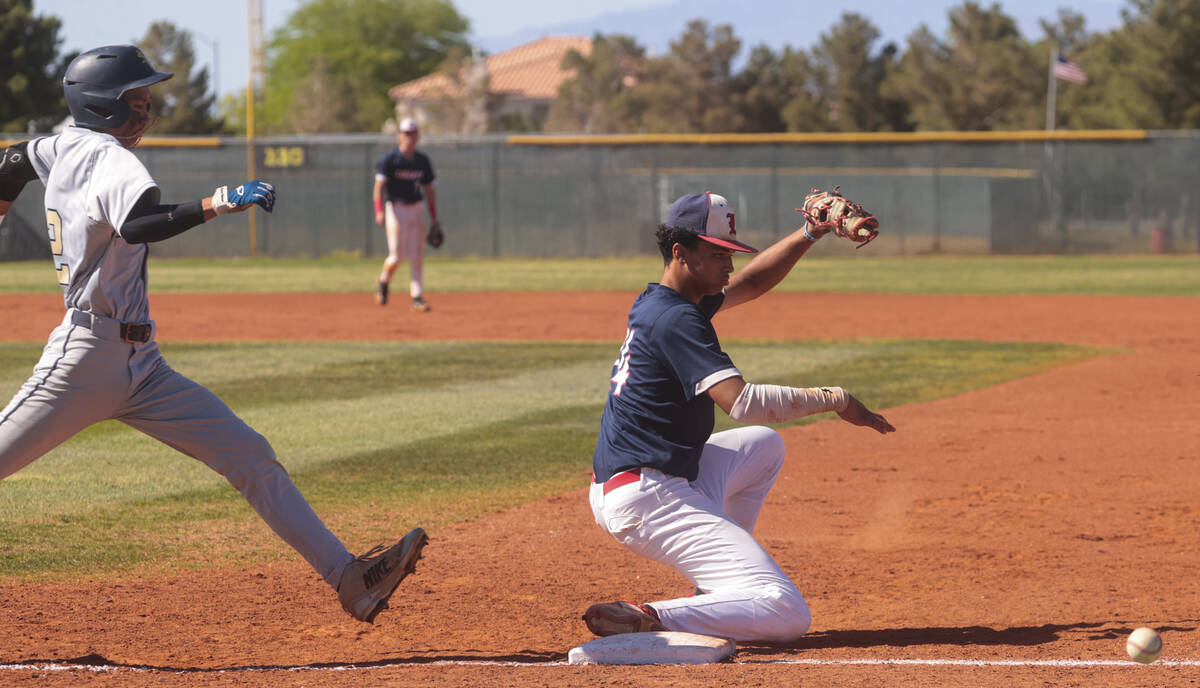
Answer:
[{"xmin": 2, "ymin": 130, "xmax": 1197, "ymax": 260}]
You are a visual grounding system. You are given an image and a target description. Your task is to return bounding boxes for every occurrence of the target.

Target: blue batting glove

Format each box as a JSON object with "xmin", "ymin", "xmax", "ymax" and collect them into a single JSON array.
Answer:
[
  {"xmin": 212, "ymin": 180, "xmax": 276, "ymax": 214},
  {"xmin": 229, "ymin": 180, "xmax": 275, "ymax": 212}
]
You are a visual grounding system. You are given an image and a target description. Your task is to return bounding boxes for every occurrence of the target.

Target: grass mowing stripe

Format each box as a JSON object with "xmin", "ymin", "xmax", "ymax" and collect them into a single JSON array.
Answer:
[
  {"xmin": 0, "ymin": 405, "xmax": 601, "ymax": 578},
  {"xmin": 1, "ymin": 255, "xmax": 1198, "ymax": 295},
  {"xmin": 0, "ymin": 339, "xmax": 1105, "ymax": 580},
  {"xmin": 158, "ymin": 341, "xmax": 616, "ymax": 405},
  {"xmin": 0, "ymin": 342, "xmax": 617, "ymax": 509}
]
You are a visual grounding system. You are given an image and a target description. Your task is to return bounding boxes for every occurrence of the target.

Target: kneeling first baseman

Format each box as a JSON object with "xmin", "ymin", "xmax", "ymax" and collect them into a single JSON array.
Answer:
[
  {"xmin": 585, "ymin": 191, "xmax": 893, "ymax": 642},
  {"xmin": 0, "ymin": 45, "xmax": 426, "ymax": 623}
]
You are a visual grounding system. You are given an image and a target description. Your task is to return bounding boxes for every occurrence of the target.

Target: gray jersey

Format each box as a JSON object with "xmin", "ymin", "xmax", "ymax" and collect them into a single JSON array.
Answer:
[
  {"xmin": 28, "ymin": 127, "xmax": 156, "ymax": 323},
  {"xmin": 4, "ymin": 127, "xmax": 354, "ymax": 589}
]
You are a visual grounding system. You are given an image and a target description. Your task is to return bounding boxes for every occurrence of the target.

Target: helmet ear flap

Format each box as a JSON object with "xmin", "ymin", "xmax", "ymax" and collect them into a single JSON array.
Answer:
[{"xmin": 78, "ymin": 99, "xmax": 130, "ymax": 128}]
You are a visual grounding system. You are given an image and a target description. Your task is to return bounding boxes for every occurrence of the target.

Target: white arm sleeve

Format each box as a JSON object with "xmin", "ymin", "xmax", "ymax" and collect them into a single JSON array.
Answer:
[{"xmin": 729, "ymin": 383, "xmax": 849, "ymax": 424}]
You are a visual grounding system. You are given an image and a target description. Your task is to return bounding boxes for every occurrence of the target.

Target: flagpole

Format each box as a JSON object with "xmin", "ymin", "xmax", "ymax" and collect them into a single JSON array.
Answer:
[{"xmin": 1045, "ymin": 45, "xmax": 1059, "ymax": 131}]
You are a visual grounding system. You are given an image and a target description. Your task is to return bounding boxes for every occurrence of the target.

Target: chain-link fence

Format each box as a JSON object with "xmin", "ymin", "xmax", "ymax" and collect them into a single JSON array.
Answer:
[{"xmin": 4, "ymin": 131, "xmax": 1197, "ymax": 260}]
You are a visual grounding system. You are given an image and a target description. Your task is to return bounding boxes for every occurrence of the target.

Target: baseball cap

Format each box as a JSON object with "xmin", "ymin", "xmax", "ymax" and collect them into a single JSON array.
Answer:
[
  {"xmin": 666, "ymin": 192, "xmax": 757, "ymax": 253},
  {"xmin": 399, "ymin": 117, "xmax": 419, "ymax": 132}
]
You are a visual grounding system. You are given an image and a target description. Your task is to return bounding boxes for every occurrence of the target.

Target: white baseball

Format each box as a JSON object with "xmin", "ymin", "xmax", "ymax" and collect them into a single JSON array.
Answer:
[{"xmin": 1126, "ymin": 626, "xmax": 1162, "ymax": 664}]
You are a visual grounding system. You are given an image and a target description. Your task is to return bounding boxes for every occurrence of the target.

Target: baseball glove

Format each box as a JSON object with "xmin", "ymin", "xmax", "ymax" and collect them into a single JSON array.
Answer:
[
  {"xmin": 426, "ymin": 220, "xmax": 444, "ymax": 249},
  {"xmin": 797, "ymin": 186, "xmax": 880, "ymax": 248}
]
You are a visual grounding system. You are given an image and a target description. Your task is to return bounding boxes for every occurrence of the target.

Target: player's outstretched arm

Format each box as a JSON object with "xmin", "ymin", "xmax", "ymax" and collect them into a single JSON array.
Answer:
[
  {"xmin": 721, "ymin": 225, "xmax": 816, "ymax": 310},
  {"xmin": 121, "ymin": 180, "xmax": 276, "ymax": 244},
  {"xmin": 121, "ymin": 187, "xmax": 208, "ymax": 243},
  {"xmin": 708, "ymin": 376, "xmax": 895, "ymax": 434}
]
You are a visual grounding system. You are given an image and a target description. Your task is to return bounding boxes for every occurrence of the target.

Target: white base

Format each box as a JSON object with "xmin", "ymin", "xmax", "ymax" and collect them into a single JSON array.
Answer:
[{"xmin": 568, "ymin": 631, "xmax": 736, "ymax": 665}]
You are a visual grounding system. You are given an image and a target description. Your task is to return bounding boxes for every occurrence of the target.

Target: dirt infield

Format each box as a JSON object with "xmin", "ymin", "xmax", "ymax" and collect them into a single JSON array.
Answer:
[{"xmin": 0, "ymin": 291, "xmax": 1196, "ymax": 687}]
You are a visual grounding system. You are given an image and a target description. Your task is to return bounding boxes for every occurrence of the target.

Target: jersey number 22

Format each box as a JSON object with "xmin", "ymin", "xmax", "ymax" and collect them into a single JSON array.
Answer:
[{"xmin": 46, "ymin": 209, "xmax": 69, "ymax": 285}]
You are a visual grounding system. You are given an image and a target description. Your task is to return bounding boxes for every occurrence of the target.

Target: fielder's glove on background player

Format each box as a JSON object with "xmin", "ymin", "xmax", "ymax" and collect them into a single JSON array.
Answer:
[
  {"xmin": 212, "ymin": 180, "xmax": 276, "ymax": 215},
  {"xmin": 426, "ymin": 220, "xmax": 444, "ymax": 248},
  {"xmin": 797, "ymin": 186, "xmax": 879, "ymax": 247}
]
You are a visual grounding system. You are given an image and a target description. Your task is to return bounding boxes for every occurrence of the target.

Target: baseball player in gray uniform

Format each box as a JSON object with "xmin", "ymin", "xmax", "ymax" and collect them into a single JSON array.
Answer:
[{"xmin": 0, "ymin": 45, "xmax": 426, "ymax": 624}]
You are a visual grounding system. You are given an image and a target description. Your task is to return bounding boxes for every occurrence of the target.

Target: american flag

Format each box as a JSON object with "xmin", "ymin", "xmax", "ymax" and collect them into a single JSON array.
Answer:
[{"xmin": 1054, "ymin": 55, "xmax": 1088, "ymax": 84}]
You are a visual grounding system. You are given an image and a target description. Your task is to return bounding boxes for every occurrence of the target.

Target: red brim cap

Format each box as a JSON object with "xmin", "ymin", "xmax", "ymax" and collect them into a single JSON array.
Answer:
[{"xmin": 698, "ymin": 234, "xmax": 758, "ymax": 253}]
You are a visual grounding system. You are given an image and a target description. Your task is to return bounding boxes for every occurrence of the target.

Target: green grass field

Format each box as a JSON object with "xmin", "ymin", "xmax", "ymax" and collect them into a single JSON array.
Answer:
[
  {"xmin": 0, "ymin": 338, "xmax": 1101, "ymax": 581},
  {"xmin": 1, "ymin": 254, "xmax": 1198, "ymax": 295},
  {"xmin": 1, "ymin": 253, "xmax": 1167, "ymax": 581}
]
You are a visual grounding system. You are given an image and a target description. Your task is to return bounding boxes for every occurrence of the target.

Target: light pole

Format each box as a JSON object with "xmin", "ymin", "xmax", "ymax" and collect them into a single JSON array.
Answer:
[{"xmin": 192, "ymin": 31, "xmax": 220, "ymax": 111}]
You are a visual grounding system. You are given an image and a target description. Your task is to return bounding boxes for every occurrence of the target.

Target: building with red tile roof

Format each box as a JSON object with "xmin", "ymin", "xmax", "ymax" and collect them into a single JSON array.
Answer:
[{"xmin": 388, "ymin": 36, "xmax": 592, "ymax": 133}]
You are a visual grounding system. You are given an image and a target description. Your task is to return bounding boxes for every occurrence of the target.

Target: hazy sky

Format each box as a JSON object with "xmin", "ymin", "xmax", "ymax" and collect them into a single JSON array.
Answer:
[
  {"xmin": 34, "ymin": 0, "xmax": 671, "ymax": 98},
  {"xmin": 35, "ymin": 0, "xmax": 1121, "ymax": 100}
]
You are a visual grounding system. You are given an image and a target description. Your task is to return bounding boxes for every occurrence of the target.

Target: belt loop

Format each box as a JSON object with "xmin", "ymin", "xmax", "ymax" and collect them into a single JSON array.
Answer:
[{"xmin": 69, "ymin": 309, "xmax": 90, "ymax": 329}]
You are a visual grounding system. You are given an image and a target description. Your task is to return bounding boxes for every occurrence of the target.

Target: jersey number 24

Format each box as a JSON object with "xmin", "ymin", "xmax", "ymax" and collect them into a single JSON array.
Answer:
[{"xmin": 610, "ymin": 328, "xmax": 636, "ymax": 396}]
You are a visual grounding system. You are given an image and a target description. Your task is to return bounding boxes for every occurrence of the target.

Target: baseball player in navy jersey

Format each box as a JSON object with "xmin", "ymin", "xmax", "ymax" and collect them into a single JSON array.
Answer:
[
  {"xmin": 0, "ymin": 45, "xmax": 426, "ymax": 624},
  {"xmin": 373, "ymin": 117, "xmax": 440, "ymax": 312},
  {"xmin": 583, "ymin": 191, "xmax": 896, "ymax": 643}
]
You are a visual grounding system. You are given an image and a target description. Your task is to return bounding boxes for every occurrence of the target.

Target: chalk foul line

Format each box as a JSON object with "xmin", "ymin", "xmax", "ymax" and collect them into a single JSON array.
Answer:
[{"xmin": 3, "ymin": 657, "xmax": 1200, "ymax": 673}]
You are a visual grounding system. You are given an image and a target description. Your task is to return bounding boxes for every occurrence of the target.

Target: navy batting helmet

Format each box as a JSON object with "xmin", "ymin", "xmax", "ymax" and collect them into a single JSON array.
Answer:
[{"xmin": 63, "ymin": 45, "xmax": 173, "ymax": 130}]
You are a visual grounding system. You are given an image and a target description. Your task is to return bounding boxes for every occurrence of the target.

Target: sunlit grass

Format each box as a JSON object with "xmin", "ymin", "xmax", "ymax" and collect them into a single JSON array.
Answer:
[
  {"xmin": 0, "ymin": 255, "xmax": 1197, "ymax": 295},
  {"xmin": 0, "ymin": 338, "xmax": 1102, "ymax": 580}
]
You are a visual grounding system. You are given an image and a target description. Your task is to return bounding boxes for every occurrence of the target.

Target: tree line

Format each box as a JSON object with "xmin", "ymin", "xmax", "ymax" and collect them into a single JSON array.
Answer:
[
  {"xmin": 3, "ymin": 0, "xmax": 1197, "ymax": 135},
  {"xmin": 548, "ymin": 0, "xmax": 1200, "ymax": 133}
]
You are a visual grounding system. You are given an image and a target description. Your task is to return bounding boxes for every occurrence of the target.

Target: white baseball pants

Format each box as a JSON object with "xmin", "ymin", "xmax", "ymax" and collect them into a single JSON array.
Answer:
[
  {"xmin": 0, "ymin": 310, "xmax": 355, "ymax": 587},
  {"xmin": 380, "ymin": 201, "xmax": 427, "ymax": 299},
  {"xmin": 589, "ymin": 425, "xmax": 812, "ymax": 642}
]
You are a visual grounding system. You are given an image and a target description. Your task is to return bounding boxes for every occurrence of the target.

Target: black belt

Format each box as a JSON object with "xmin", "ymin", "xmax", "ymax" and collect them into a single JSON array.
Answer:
[{"xmin": 119, "ymin": 322, "xmax": 153, "ymax": 343}]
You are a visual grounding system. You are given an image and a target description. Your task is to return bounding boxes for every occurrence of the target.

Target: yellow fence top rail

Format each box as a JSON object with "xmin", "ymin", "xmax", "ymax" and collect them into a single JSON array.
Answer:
[
  {"xmin": 136, "ymin": 137, "xmax": 223, "ymax": 147},
  {"xmin": 507, "ymin": 130, "xmax": 1148, "ymax": 146},
  {"xmin": 1, "ymin": 136, "xmax": 222, "ymax": 147}
]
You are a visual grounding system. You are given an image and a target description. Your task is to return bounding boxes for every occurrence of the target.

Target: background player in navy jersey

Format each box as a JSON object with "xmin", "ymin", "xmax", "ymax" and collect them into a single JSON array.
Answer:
[
  {"xmin": 583, "ymin": 191, "xmax": 895, "ymax": 642},
  {"xmin": 373, "ymin": 117, "xmax": 440, "ymax": 312},
  {"xmin": 0, "ymin": 45, "xmax": 426, "ymax": 624}
]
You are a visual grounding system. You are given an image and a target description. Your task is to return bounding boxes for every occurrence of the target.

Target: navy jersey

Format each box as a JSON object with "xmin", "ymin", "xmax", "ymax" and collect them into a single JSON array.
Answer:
[
  {"xmin": 592, "ymin": 284, "xmax": 741, "ymax": 482},
  {"xmin": 375, "ymin": 149, "xmax": 435, "ymax": 203}
]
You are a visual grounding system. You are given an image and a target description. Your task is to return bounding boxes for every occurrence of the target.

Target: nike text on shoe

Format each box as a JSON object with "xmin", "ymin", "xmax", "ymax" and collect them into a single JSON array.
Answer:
[
  {"xmin": 582, "ymin": 601, "xmax": 666, "ymax": 636},
  {"xmin": 337, "ymin": 527, "xmax": 428, "ymax": 623}
]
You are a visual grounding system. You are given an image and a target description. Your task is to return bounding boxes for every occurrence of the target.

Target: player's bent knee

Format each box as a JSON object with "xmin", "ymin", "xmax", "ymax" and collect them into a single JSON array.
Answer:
[
  {"xmin": 746, "ymin": 425, "xmax": 786, "ymax": 469},
  {"xmin": 754, "ymin": 588, "xmax": 812, "ymax": 642}
]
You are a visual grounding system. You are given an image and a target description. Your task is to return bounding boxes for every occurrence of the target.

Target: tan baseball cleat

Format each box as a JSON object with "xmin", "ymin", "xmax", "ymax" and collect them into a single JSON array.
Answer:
[
  {"xmin": 582, "ymin": 601, "xmax": 667, "ymax": 636},
  {"xmin": 337, "ymin": 527, "xmax": 428, "ymax": 623}
]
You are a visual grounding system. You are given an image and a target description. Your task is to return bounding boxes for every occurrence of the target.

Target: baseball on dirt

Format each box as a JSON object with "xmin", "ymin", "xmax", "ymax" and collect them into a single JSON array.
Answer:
[{"xmin": 1126, "ymin": 626, "xmax": 1162, "ymax": 664}]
